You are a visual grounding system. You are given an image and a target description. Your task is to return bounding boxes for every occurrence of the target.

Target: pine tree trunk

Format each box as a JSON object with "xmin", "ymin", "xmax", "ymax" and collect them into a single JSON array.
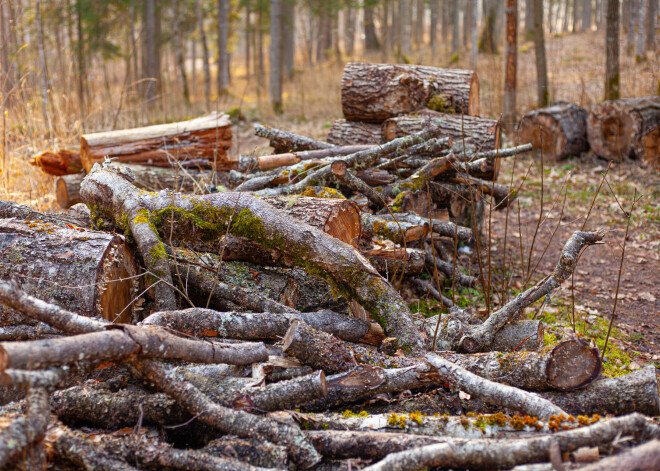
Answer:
[
  {"xmin": 635, "ymin": 0, "xmax": 648, "ymax": 59},
  {"xmin": 442, "ymin": 0, "xmax": 450, "ymax": 45},
  {"xmin": 142, "ymin": 0, "xmax": 161, "ymax": 108},
  {"xmin": 364, "ymin": 4, "xmax": 380, "ymax": 50},
  {"xmin": 270, "ymin": 0, "xmax": 283, "ymax": 113},
  {"xmin": 582, "ymin": 0, "xmax": 592, "ymax": 30},
  {"xmin": 628, "ymin": 0, "xmax": 638, "ymax": 53},
  {"xmin": 381, "ymin": 0, "xmax": 391, "ymax": 61},
  {"xmin": 525, "ymin": 0, "xmax": 535, "ymax": 35},
  {"xmin": 534, "ymin": 0, "xmax": 549, "ymax": 107},
  {"xmin": 195, "ymin": 0, "xmax": 211, "ymax": 109},
  {"xmin": 430, "ymin": 0, "xmax": 439, "ymax": 58},
  {"xmin": 415, "ymin": 0, "xmax": 425, "ymax": 47},
  {"xmin": 562, "ymin": 0, "xmax": 571, "ymax": 31},
  {"xmin": 400, "ymin": 0, "xmax": 412, "ymax": 56},
  {"xmin": 0, "ymin": 1, "xmax": 12, "ymax": 102},
  {"xmin": 344, "ymin": 6, "xmax": 355, "ymax": 57},
  {"xmin": 622, "ymin": 0, "xmax": 630, "ymax": 33},
  {"xmin": 282, "ymin": 1, "xmax": 295, "ymax": 77},
  {"xmin": 217, "ymin": 0, "xmax": 230, "ymax": 94},
  {"xmin": 35, "ymin": 0, "xmax": 51, "ymax": 129},
  {"xmin": 647, "ymin": 0, "xmax": 657, "ymax": 50},
  {"xmin": 604, "ymin": 0, "xmax": 621, "ymax": 101},
  {"xmin": 503, "ymin": 0, "xmax": 518, "ymax": 134},
  {"xmin": 452, "ymin": 0, "xmax": 460, "ymax": 54},
  {"xmin": 573, "ymin": 0, "xmax": 581, "ymax": 31},
  {"xmin": 172, "ymin": 0, "xmax": 189, "ymax": 103},
  {"xmin": 469, "ymin": 0, "xmax": 478, "ymax": 67}
]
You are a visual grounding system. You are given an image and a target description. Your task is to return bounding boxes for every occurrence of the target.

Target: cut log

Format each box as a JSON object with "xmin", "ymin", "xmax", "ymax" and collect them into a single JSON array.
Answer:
[
  {"xmin": 540, "ymin": 366, "xmax": 660, "ymax": 416},
  {"xmin": 29, "ymin": 149, "xmax": 83, "ymax": 176},
  {"xmin": 0, "ymin": 219, "xmax": 137, "ymax": 325},
  {"xmin": 577, "ymin": 440, "xmax": 660, "ymax": 471},
  {"xmin": 327, "ymin": 119, "xmax": 384, "ymax": 145},
  {"xmin": 203, "ymin": 436, "xmax": 288, "ymax": 469},
  {"xmin": 586, "ymin": 96, "xmax": 660, "ymax": 165},
  {"xmin": 514, "ymin": 102, "xmax": 589, "ymax": 160},
  {"xmin": 80, "ymin": 112, "xmax": 233, "ymax": 172},
  {"xmin": 142, "ymin": 308, "xmax": 385, "ymax": 346},
  {"xmin": 341, "ymin": 63, "xmax": 479, "ymax": 122},
  {"xmin": 55, "ymin": 164, "xmax": 215, "ymax": 209},
  {"xmin": 254, "ymin": 123, "xmax": 332, "ymax": 153},
  {"xmin": 365, "ymin": 247, "xmax": 426, "ymax": 277},
  {"xmin": 240, "ymin": 144, "xmax": 373, "ymax": 171},
  {"xmin": 261, "ymin": 196, "xmax": 362, "ymax": 247},
  {"xmin": 381, "ymin": 110, "xmax": 499, "ymax": 154},
  {"xmin": 361, "ymin": 213, "xmax": 429, "ymax": 245},
  {"xmin": 0, "ymin": 201, "xmax": 90, "ymax": 229}
]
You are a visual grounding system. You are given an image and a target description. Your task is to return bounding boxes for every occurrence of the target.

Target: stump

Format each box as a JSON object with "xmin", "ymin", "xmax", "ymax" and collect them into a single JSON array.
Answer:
[
  {"xmin": 515, "ymin": 102, "xmax": 589, "ymax": 160},
  {"xmin": 80, "ymin": 112, "xmax": 233, "ymax": 172},
  {"xmin": 327, "ymin": 119, "xmax": 384, "ymax": 145},
  {"xmin": 0, "ymin": 219, "xmax": 137, "ymax": 324},
  {"xmin": 587, "ymin": 96, "xmax": 660, "ymax": 166},
  {"xmin": 341, "ymin": 63, "xmax": 479, "ymax": 123}
]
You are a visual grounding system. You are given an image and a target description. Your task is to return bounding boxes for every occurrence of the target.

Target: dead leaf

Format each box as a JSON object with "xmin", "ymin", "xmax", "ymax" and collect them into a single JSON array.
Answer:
[{"xmin": 638, "ymin": 292, "xmax": 656, "ymax": 302}]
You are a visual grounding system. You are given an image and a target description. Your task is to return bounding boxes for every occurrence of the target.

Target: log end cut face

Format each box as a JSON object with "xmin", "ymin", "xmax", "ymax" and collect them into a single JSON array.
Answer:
[
  {"xmin": 638, "ymin": 127, "xmax": 660, "ymax": 169},
  {"xmin": 546, "ymin": 337, "xmax": 602, "ymax": 391}
]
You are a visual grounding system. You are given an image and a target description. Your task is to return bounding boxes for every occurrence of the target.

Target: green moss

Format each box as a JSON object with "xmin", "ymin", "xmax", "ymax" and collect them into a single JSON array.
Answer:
[
  {"xmin": 149, "ymin": 243, "xmax": 168, "ymax": 262},
  {"xmin": 427, "ymin": 94, "xmax": 454, "ymax": 113}
]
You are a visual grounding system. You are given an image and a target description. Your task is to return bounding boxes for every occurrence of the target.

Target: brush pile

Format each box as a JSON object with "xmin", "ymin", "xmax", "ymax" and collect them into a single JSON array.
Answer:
[{"xmin": 3, "ymin": 64, "xmax": 658, "ymax": 470}]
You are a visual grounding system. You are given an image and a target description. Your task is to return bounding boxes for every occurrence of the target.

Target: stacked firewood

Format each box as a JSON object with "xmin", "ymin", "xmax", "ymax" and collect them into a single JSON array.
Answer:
[
  {"xmin": 3, "ymin": 65, "xmax": 658, "ymax": 469},
  {"xmin": 515, "ymin": 96, "xmax": 660, "ymax": 169}
]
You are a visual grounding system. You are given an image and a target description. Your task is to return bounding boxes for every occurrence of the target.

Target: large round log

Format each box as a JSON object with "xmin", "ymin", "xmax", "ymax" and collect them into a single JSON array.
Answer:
[
  {"xmin": 341, "ymin": 63, "xmax": 479, "ymax": 122},
  {"xmin": 327, "ymin": 119, "xmax": 384, "ymax": 145},
  {"xmin": 80, "ymin": 112, "xmax": 233, "ymax": 172},
  {"xmin": 586, "ymin": 96, "xmax": 660, "ymax": 166},
  {"xmin": 0, "ymin": 219, "xmax": 137, "ymax": 324},
  {"xmin": 514, "ymin": 102, "xmax": 589, "ymax": 160}
]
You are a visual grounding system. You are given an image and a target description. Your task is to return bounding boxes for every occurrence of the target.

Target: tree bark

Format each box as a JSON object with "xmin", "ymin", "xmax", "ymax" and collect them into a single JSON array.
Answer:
[
  {"xmin": 364, "ymin": 4, "xmax": 381, "ymax": 50},
  {"xmin": 142, "ymin": 308, "xmax": 385, "ymax": 346},
  {"xmin": 142, "ymin": 0, "xmax": 161, "ymax": 107},
  {"xmin": 0, "ymin": 219, "xmax": 137, "ymax": 325},
  {"xmin": 254, "ymin": 123, "xmax": 333, "ymax": 152},
  {"xmin": 635, "ymin": 0, "xmax": 648, "ymax": 59},
  {"xmin": 382, "ymin": 111, "xmax": 499, "ymax": 154},
  {"xmin": 586, "ymin": 96, "xmax": 660, "ymax": 166},
  {"xmin": 80, "ymin": 113, "xmax": 233, "ymax": 172},
  {"xmin": 282, "ymin": 0, "xmax": 295, "ymax": 77},
  {"xmin": 452, "ymin": 0, "xmax": 460, "ymax": 54},
  {"xmin": 647, "ymin": 0, "xmax": 657, "ymax": 51},
  {"xmin": 0, "ymin": 387, "xmax": 49, "ymax": 468},
  {"xmin": 270, "ymin": 0, "xmax": 283, "ymax": 113},
  {"xmin": 582, "ymin": 0, "xmax": 592, "ymax": 30},
  {"xmin": 534, "ymin": 0, "xmax": 550, "ymax": 107},
  {"xmin": 604, "ymin": 0, "xmax": 621, "ymax": 100},
  {"xmin": 341, "ymin": 62, "xmax": 479, "ymax": 122},
  {"xmin": 503, "ymin": 0, "xmax": 518, "ymax": 134},
  {"xmin": 515, "ymin": 102, "xmax": 590, "ymax": 160},
  {"xmin": 400, "ymin": 0, "xmax": 412, "ymax": 57},
  {"xmin": 327, "ymin": 119, "xmax": 384, "ymax": 145},
  {"xmin": 217, "ymin": 0, "xmax": 230, "ymax": 94},
  {"xmin": 81, "ymin": 166, "xmax": 427, "ymax": 353},
  {"xmin": 195, "ymin": 0, "xmax": 211, "ymax": 109}
]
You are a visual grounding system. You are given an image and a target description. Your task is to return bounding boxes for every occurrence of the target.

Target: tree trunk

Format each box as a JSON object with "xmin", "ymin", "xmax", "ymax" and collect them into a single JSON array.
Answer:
[
  {"xmin": 647, "ymin": 0, "xmax": 657, "ymax": 50},
  {"xmin": 283, "ymin": 0, "xmax": 295, "ymax": 78},
  {"xmin": 573, "ymin": 0, "xmax": 581, "ymax": 31},
  {"xmin": 452, "ymin": 0, "xmax": 460, "ymax": 54},
  {"xmin": 35, "ymin": 0, "xmax": 51, "ymax": 129},
  {"xmin": 534, "ymin": 0, "xmax": 550, "ymax": 107},
  {"xmin": 415, "ymin": 0, "xmax": 425, "ymax": 47},
  {"xmin": 327, "ymin": 119, "xmax": 384, "ymax": 145},
  {"xmin": 172, "ymin": 0, "xmax": 190, "ymax": 103},
  {"xmin": 628, "ymin": 0, "xmax": 638, "ymax": 53},
  {"xmin": 582, "ymin": 0, "xmax": 592, "ymax": 30},
  {"xmin": 604, "ymin": 0, "xmax": 621, "ymax": 100},
  {"xmin": 341, "ymin": 62, "xmax": 480, "ymax": 122},
  {"xmin": 382, "ymin": 111, "xmax": 499, "ymax": 153},
  {"xmin": 442, "ymin": 0, "xmax": 450, "ymax": 46},
  {"xmin": 381, "ymin": 1, "xmax": 391, "ymax": 61},
  {"xmin": 430, "ymin": 0, "xmax": 439, "ymax": 59},
  {"xmin": 525, "ymin": 0, "xmax": 535, "ymax": 34},
  {"xmin": 142, "ymin": 0, "xmax": 161, "ymax": 107},
  {"xmin": 470, "ymin": 0, "xmax": 478, "ymax": 67},
  {"xmin": 0, "ymin": 219, "xmax": 137, "ymax": 325},
  {"xmin": 270, "ymin": 0, "xmax": 283, "ymax": 113},
  {"xmin": 217, "ymin": 0, "xmax": 230, "ymax": 94},
  {"xmin": 503, "ymin": 0, "xmax": 518, "ymax": 134},
  {"xmin": 515, "ymin": 102, "xmax": 590, "ymax": 160},
  {"xmin": 195, "ymin": 0, "xmax": 211, "ymax": 109},
  {"xmin": 636, "ymin": 0, "xmax": 648, "ymax": 59},
  {"xmin": 587, "ymin": 96, "xmax": 660, "ymax": 167},
  {"xmin": 364, "ymin": 3, "xmax": 381, "ymax": 51},
  {"xmin": 463, "ymin": 0, "xmax": 471, "ymax": 48},
  {"xmin": 0, "ymin": 1, "xmax": 13, "ymax": 102},
  {"xmin": 80, "ymin": 113, "xmax": 233, "ymax": 172}
]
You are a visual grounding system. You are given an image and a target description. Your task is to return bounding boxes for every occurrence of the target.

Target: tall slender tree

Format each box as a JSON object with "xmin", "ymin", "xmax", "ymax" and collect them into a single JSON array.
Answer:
[
  {"xmin": 195, "ymin": 0, "xmax": 211, "ymax": 108},
  {"xmin": 525, "ymin": 0, "xmax": 534, "ymax": 35},
  {"xmin": 0, "ymin": 0, "xmax": 14, "ymax": 103},
  {"xmin": 635, "ymin": 0, "xmax": 648, "ymax": 59},
  {"xmin": 172, "ymin": 0, "xmax": 189, "ymax": 103},
  {"xmin": 142, "ymin": 0, "xmax": 161, "ymax": 107},
  {"xmin": 35, "ymin": 0, "xmax": 51, "ymax": 128},
  {"xmin": 452, "ymin": 0, "xmax": 460, "ymax": 55},
  {"xmin": 400, "ymin": 0, "xmax": 412, "ymax": 57},
  {"xmin": 627, "ymin": 0, "xmax": 638, "ymax": 52},
  {"xmin": 648, "ymin": 0, "xmax": 657, "ymax": 51},
  {"xmin": 469, "ymin": 0, "xmax": 478, "ymax": 68},
  {"xmin": 270, "ymin": 0, "xmax": 283, "ymax": 113},
  {"xmin": 344, "ymin": 4, "xmax": 355, "ymax": 57},
  {"xmin": 217, "ymin": 0, "xmax": 230, "ymax": 94},
  {"xmin": 282, "ymin": 0, "xmax": 295, "ymax": 77},
  {"xmin": 582, "ymin": 0, "xmax": 592, "ymax": 31},
  {"xmin": 604, "ymin": 0, "xmax": 620, "ymax": 100},
  {"xmin": 572, "ymin": 0, "xmax": 580, "ymax": 31},
  {"xmin": 415, "ymin": 0, "xmax": 424, "ymax": 47},
  {"xmin": 430, "ymin": 0, "xmax": 439, "ymax": 59},
  {"xmin": 503, "ymin": 0, "xmax": 518, "ymax": 133},
  {"xmin": 381, "ymin": 0, "xmax": 391, "ymax": 61},
  {"xmin": 364, "ymin": 1, "xmax": 380, "ymax": 51},
  {"xmin": 533, "ymin": 0, "xmax": 549, "ymax": 106}
]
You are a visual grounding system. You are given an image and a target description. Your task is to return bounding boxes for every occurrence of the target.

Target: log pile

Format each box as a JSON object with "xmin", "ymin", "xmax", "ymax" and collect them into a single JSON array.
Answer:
[{"xmin": 7, "ymin": 67, "xmax": 658, "ymax": 469}]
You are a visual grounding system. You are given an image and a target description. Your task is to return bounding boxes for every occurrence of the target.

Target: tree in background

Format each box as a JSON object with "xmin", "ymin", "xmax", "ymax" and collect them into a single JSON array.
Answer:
[
  {"xmin": 635, "ymin": 0, "xmax": 649, "ymax": 60},
  {"xmin": 217, "ymin": 0, "xmax": 230, "ymax": 95},
  {"xmin": 604, "ymin": 0, "xmax": 620, "ymax": 100},
  {"xmin": 269, "ymin": 0, "xmax": 282, "ymax": 113},
  {"xmin": 533, "ymin": 0, "xmax": 549, "ymax": 107},
  {"xmin": 503, "ymin": 0, "xmax": 518, "ymax": 133}
]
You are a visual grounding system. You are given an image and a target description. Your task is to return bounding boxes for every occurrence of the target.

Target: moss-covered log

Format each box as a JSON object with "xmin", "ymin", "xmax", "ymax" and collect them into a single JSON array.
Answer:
[{"xmin": 80, "ymin": 164, "xmax": 426, "ymax": 353}]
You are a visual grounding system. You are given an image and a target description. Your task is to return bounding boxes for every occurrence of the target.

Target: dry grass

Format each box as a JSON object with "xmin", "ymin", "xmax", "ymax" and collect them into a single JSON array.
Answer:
[{"xmin": 0, "ymin": 30, "xmax": 657, "ymax": 212}]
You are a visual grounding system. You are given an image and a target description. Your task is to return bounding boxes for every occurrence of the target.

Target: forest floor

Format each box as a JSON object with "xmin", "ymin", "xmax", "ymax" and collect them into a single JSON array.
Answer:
[{"xmin": 1, "ymin": 29, "xmax": 658, "ymax": 371}]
